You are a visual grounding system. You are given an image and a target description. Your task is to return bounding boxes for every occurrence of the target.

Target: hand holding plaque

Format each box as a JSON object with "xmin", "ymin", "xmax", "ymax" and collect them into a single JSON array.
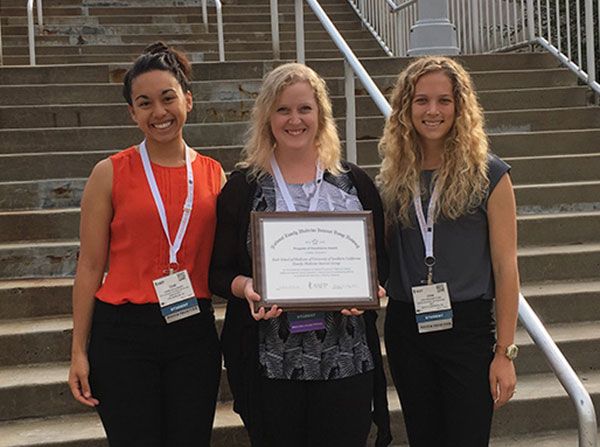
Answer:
[{"xmin": 251, "ymin": 211, "xmax": 380, "ymax": 312}]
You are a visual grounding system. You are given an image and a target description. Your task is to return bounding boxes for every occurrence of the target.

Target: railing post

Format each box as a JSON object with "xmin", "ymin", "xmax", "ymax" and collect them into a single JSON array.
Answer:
[
  {"xmin": 270, "ymin": 0, "xmax": 281, "ymax": 59},
  {"xmin": 202, "ymin": 0, "xmax": 208, "ymax": 32},
  {"xmin": 584, "ymin": 0, "xmax": 596, "ymax": 84},
  {"xmin": 471, "ymin": 0, "xmax": 481, "ymax": 53},
  {"xmin": 216, "ymin": 0, "xmax": 225, "ymax": 62},
  {"xmin": 0, "ymin": 20, "xmax": 3, "ymax": 66},
  {"xmin": 295, "ymin": 0, "xmax": 305, "ymax": 63},
  {"xmin": 408, "ymin": 0, "xmax": 459, "ymax": 55},
  {"xmin": 344, "ymin": 60, "xmax": 357, "ymax": 164},
  {"xmin": 37, "ymin": 0, "xmax": 43, "ymax": 27},
  {"xmin": 27, "ymin": 0, "xmax": 36, "ymax": 65},
  {"xmin": 526, "ymin": 0, "xmax": 535, "ymax": 40}
]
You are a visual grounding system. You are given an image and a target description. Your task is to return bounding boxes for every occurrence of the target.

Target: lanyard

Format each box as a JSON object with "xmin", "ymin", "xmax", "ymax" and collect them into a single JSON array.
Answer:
[
  {"xmin": 413, "ymin": 180, "xmax": 440, "ymax": 285},
  {"xmin": 270, "ymin": 154, "xmax": 324, "ymax": 212},
  {"xmin": 140, "ymin": 139, "xmax": 194, "ymax": 272}
]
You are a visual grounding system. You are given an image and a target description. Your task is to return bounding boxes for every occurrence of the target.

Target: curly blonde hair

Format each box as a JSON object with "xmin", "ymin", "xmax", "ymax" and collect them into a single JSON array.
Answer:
[
  {"xmin": 376, "ymin": 56, "xmax": 489, "ymax": 226},
  {"xmin": 237, "ymin": 63, "xmax": 341, "ymax": 177}
]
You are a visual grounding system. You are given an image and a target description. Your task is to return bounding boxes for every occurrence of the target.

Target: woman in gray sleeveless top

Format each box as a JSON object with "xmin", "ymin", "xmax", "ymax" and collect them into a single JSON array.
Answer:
[{"xmin": 377, "ymin": 56, "xmax": 520, "ymax": 447}]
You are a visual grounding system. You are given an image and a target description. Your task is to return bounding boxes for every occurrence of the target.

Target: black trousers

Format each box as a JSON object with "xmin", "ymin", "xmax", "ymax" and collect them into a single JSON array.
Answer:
[
  {"xmin": 257, "ymin": 371, "xmax": 374, "ymax": 447},
  {"xmin": 384, "ymin": 299, "xmax": 495, "ymax": 447},
  {"xmin": 88, "ymin": 299, "xmax": 221, "ymax": 447}
]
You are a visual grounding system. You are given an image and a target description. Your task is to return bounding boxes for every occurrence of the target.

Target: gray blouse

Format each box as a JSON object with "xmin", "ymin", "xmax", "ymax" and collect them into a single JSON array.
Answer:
[{"xmin": 387, "ymin": 153, "xmax": 511, "ymax": 303}]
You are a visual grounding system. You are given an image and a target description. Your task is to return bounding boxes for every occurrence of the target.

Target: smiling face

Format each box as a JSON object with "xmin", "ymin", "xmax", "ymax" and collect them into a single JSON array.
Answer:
[
  {"xmin": 270, "ymin": 81, "xmax": 319, "ymax": 156},
  {"xmin": 411, "ymin": 71, "xmax": 456, "ymax": 152},
  {"xmin": 128, "ymin": 69, "xmax": 193, "ymax": 146}
]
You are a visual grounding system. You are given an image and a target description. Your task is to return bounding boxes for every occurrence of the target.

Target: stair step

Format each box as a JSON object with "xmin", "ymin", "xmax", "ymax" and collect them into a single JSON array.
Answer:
[
  {"xmin": 517, "ymin": 242, "xmax": 600, "ymax": 282},
  {"xmin": 514, "ymin": 320, "xmax": 600, "ymax": 374},
  {"xmin": 0, "ymin": 393, "xmax": 248, "ymax": 447},
  {"xmin": 0, "ymin": 240, "xmax": 80, "ymax": 279},
  {"xmin": 2, "ymin": 38, "xmax": 382, "ymax": 55},
  {"xmin": 0, "ymin": 277, "xmax": 227, "ymax": 321},
  {"xmin": 0, "ymin": 278, "xmax": 74, "ymax": 320},
  {"xmin": 0, "ymin": 178, "xmax": 86, "ymax": 211},
  {"xmin": 1, "ymin": 48, "xmax": 387, "ymax": 65},
  {"xmin": 490, "ymin": 429, "xmax": 583, "ymax": 447},
  {"xmin": 0, "ymin": 316, "xmax": 72, "ymax": 369},
  {"xmin": 2, "ymin": 29, "xmax": 379, "ymax": 47},
  {"xmin": 0, "ymin": 208, "xmax": 81, "ymax": 243},
  {"xmin": 486, "ymin": 107, "xmax": 600, "ymax": 134},
  {"xmin": 1, "ymin": 164, "xmax": 599, "ymax": 214},
  {"xmin": 0, "ymin": 53, "xmax": 563, "ymax": 86},
  {"xmin": 85, "ymin": 4, "xmax": 352, "ymax": 16},
  {"xmin": 515, "ymin": 180, "xmax": 600, "ymax": 214},
  {"xmin": 489, "ymin": 128, "xmax": 600, "ymax": 157},
  {"xmin": 507, "ymin": 153, "xmax": 600, "ymax": 184},
  {"xmin": 0, "ymin": 288, "xmax": 595, "ymax": 372},
  {"xmin": 1, "ymin": 94, "xmax": 593, "ymax": 132},
  {"xmin": 0, "ymin": 68, "xmax": 579, "ymax": 107},
  {"xmin": 2, "ymin": 12, "xmax": 359, "ymax": 27},
  {"xmin": 4, "ymin": 117, "xmax": 600, "ymax": 155},
  {"xmin": 520, "ymin": 280, "xmax": 600, "ymax": 324},
  {"xmin": 517, "ymin": 210, "xmax": 600, "ymax": 247},
  {"xmin": 0, "ymin": 332, "xmax": 596, "ymax": 438}
]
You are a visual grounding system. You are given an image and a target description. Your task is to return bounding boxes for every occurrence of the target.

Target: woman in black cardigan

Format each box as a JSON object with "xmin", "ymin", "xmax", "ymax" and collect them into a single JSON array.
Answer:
[{"xmin": 209, "ymin": 63, "xmax": 391, "ymax": 447}]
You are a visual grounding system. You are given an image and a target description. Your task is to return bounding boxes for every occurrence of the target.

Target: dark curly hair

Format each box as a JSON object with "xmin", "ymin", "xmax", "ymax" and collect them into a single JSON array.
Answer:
[{"xmin": 123, "ymin": 41, "xmax": 192, "ymax": 105}]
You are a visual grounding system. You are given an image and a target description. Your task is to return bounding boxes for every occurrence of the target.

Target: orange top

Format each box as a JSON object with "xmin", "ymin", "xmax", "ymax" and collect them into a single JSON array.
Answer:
[{"xmin": 96, "ymin": 146, "xmax": 222, "ymax": 305}]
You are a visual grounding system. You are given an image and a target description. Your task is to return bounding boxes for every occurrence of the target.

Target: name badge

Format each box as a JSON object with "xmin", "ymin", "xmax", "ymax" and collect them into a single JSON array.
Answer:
[
  {"xmin": 288, "ymin": 312, "xmax": 326, "ymax": 333},
  {"xmin": 153, "ymin": 269, "xmax": 199, "ymax": 323},
  {"xmin": 411, "ymin": 282, "xmax": 453, "ymax": 333}
]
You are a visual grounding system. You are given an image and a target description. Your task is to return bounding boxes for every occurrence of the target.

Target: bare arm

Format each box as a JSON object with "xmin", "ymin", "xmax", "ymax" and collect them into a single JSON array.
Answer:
[
  {"xmin": 487, "ymin": 173, "xmax": 520, "ymax": 408},
  {"xmin": 220, "ymin": 168, "xmax": 227, "ymax": 189},
  {"xmin": 68, "ymin": 159, "xmax": 113, "ymax": 407}
]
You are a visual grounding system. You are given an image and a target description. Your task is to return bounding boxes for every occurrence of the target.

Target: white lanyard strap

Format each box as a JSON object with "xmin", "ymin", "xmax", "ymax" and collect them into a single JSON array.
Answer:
[
  {"xmin": 270, "ymin": 154, "xmax": 324, "ymax": 212},
  {"xmin": 140, "ymin": 139, "xmax": 194, "ymax": 270},
  {"xmin": 413, "ymin": 181, "xmax": 440, "ymax": 284}
]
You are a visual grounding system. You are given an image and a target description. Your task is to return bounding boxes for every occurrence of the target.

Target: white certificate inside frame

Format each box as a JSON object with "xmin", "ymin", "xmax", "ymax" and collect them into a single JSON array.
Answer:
[{"xmin": 251, "ymin": 211, "xmax": 380, "ymax": 312}]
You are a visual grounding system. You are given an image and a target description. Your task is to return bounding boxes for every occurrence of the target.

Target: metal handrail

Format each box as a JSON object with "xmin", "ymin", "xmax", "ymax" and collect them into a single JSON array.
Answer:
[
  {"xmin": 201, "ymin": 0, "xmax": 225, "ymax": 62},
  {"xmin": 523, "ymin": 0, "xmax": 600, "ymax": 96},
  {"xmin": 350, "ymin": 0, "xmax": 600, "ymax": 97},
  {"xmin": 348, "ymin": 0, "xmax": 417, "ymax": 58},
  {"xmin": 290, "ymin": 2, "xmax": 598, "ymax": 444},
  {"xmin": 518, "ymin": 293, "xmax": 598, "ymax": 447},
  {"xmin": 384, "ymin": 0, "xmax": 416, "ymax": 13}
]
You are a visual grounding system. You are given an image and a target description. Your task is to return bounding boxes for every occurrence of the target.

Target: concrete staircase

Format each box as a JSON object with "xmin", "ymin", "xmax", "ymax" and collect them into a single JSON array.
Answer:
[
  {"xmin": 1, "ymin": 1, "xmax": 599, "ymax": 446},
  {"xmin": 0, "ymin": 0, "xmax": 385, "ymax": 64}
]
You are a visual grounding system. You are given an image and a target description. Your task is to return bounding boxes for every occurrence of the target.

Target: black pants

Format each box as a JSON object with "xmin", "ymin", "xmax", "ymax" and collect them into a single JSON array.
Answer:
[
  {"xmin": 384, "ymin": 299, "xmax": 495, "ymax": 447},
  {"xmin": 257, "ymin": 371, "xmax": 374, "ymax": 447},
  {"xmin": 88, "ymin": 299, "xmax": 221, "ymax": 447}
]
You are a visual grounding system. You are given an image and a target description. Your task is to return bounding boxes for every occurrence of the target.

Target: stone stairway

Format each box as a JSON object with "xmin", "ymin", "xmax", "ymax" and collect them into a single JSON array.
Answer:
[
  {"xmin": 1, "ymin": 1, "xmax": 600, "ymax": 446},
  {"xmin": 0, "ymin": 0, "xmax": 386, "ymax": 64}
]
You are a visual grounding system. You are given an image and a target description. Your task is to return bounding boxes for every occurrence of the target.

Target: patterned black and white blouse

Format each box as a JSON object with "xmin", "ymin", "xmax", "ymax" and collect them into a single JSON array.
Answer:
[{"xmin": 247, "ymin": 171, "xmax": 375, "ymax": 380}]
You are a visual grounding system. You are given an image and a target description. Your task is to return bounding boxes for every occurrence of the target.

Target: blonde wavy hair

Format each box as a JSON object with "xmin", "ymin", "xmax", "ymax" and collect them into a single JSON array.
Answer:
[
  {"xmin": 376, "ymin": 56, "xmax": 489, "ymax": 226},
  {"xmin": 237, "ymin": 63, "xmax": 342, "ymax": 177}
]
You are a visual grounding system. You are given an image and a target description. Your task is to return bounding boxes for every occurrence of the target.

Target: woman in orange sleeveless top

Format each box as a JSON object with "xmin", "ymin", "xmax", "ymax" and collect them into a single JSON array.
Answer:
[{"xmin": 68, "ymin": 42, "xmax": 226, "ymax": 447}]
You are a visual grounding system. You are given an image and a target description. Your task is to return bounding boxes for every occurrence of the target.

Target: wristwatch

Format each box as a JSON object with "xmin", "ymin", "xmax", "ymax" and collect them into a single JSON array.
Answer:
[{"xmin": 495, "ymin": 343, "xmax": 519, "ymax": 361}]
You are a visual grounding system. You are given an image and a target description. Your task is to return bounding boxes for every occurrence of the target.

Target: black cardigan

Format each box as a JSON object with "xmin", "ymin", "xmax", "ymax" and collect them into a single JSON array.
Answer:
[{"xmin": 209, "ymin": 162, "xmax": 392, "ymax": 447}]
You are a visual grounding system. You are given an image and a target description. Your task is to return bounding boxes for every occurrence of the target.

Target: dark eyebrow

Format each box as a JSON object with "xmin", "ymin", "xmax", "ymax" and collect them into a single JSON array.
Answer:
[
  {"xmin": 134, "ymin": 94, "xmax": 149, "ymax": 102},
  {"xmin": 161, "ymin": 88, "xmax": 177, "ymax": 95}
]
